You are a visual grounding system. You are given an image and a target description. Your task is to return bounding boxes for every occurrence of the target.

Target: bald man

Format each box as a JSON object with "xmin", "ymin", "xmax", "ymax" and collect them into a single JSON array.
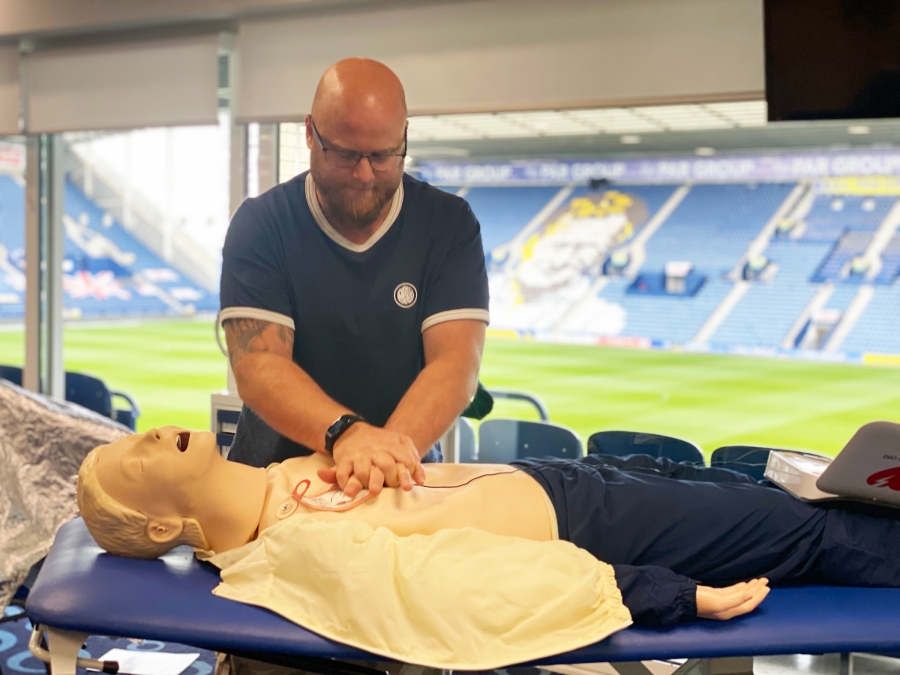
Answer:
[{"xmin": 220, "ymin": 59, "xmax": 489, "ymax": 496}]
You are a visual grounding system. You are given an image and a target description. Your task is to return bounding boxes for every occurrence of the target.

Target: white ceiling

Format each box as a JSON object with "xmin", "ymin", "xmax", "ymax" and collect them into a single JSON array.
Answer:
[{"xmin": 407, "ymin": 100, "xmax": 768, "ymax": 141}]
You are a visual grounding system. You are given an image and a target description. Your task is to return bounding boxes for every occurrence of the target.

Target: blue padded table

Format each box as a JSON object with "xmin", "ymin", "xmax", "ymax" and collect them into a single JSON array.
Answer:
[{"xmin": 26, "ymin": 519, "xmax": 900, "ymax": 675}]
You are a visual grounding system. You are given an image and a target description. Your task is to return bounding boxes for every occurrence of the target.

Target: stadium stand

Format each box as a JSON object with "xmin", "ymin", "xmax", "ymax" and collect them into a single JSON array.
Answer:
[
  {"xmin": 463, "ymin": 186, "xmax": 561, "ymax": 254},
  {"xmin": 642, "ymin": 183, "xmax": 795, "ymax": 277},
  {"xmin": 840, "ymin": 285, "xmax": 900, "ymax": 354},
  {"xmin": 474, "ymin": 184, "xmax": 679, "ymax": 332},
  {"xmin": 812, "ymin": 230, "xmax": 874, "ymax": 282},
  {"xmin": 460, "ymin": 180, "xmax": 900, "ymax": 355},
  {"xmin": 709, "ymin": 241, "xmax": 832, "ymax": 349},
  {"xmin": 5, "ymin": 167, "xmax": 900, "ymax": 357},
  {"xmin": 874, "ymin": 233, "xmax": 900, "ymax": 284},
  {"xmin": 593, "ymin": 183, "xmax": 795, "ymax": 344},
  {"xmin": 797, "ymin": 195, "xmax": 893, "ymax": 244},
  {"xmin": 0, "ymin": 174, "xmax": 218, "ymax": 320},
  {"xmin": 0, "ymin": 175, "xmax": 26, "ymax": 320}
]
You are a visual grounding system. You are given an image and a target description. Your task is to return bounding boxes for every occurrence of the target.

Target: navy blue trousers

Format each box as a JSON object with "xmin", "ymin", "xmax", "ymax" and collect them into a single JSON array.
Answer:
[{"xmin": 514, "ymin": 454, "xmax": 900, "ymax": 626}]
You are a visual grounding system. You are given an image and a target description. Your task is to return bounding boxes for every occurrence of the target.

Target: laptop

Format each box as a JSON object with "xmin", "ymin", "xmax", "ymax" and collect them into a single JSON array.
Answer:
[{"xmin": 764, "ymin": 420, "xmax": 900, "ymax": 507}]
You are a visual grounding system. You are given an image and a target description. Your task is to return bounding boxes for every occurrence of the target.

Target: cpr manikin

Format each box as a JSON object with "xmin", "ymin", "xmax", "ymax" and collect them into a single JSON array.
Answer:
[{"xmin": 79, "ymin": 426, "xmax": 777, "ymax": 628}]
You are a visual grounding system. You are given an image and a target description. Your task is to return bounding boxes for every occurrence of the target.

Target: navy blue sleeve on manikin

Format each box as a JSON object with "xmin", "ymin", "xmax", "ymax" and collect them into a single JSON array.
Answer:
[{"xmin": 613, "ymin": 564, "xmax": 698, "ymax": 627}]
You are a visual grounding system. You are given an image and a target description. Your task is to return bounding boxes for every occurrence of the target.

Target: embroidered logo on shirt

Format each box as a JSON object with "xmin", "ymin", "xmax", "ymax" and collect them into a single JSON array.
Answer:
[{"xmin": 394, "ymin": 283, "xmax": 418, "ymax": 308}]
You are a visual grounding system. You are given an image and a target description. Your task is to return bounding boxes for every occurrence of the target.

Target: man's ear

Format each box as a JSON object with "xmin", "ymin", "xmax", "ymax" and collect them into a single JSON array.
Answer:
[{"xmin": 146, "ymin": 516, "xmax": 184, "ymax": 544}]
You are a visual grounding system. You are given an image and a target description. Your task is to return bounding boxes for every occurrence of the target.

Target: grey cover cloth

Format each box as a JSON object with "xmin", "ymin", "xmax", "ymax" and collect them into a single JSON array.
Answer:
[{"xmin": 0, "ymin": 380, "xmax": 129, "ymax": 611}]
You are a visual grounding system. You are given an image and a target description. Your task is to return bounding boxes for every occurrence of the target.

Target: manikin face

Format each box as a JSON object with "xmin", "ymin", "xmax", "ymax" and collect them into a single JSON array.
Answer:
[{"xmin": 95, "ymin": 427, "xmax": 220, "ymax": 519}]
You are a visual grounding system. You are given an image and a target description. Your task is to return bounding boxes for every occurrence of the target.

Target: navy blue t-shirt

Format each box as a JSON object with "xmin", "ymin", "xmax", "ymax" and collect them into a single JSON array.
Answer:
[{"xmin": 220, "ymin": 172, "xmax": 489, "ymax": 466}]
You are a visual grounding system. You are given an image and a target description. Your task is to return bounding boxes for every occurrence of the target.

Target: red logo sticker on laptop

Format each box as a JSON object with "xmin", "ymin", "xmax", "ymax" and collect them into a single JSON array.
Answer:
[{"xmin": 866, "ymin": 466, "xmax": 900, "ymax": 491}]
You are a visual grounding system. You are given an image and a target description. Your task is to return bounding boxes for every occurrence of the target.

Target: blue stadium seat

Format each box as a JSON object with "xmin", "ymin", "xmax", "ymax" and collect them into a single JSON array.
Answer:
[
  {"xmin": 477, "ymin": 419, "xmax": 582, "ymax": 463},
  {"xmin": 587, "ymin": 430, "xmax": 704, "ymax": 465},
  {"xmin": 0, "ymin": 365, "xmax": 139, "ymax": 430},
  {"xmin": 455, "ymin": 417, "xmax": 478, "ymax": 463}
]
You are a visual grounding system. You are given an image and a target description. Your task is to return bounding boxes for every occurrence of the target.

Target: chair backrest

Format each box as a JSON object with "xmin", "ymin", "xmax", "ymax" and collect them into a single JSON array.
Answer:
[
  {"xmin": 477, "ymin": 419, "xmax": 583, "ymax": 463},
  {"xmin": 0, "ymin": 365, "xmax": 138, "ymax": 430},
  {"xmin": 65, "ymin": 372, "xmax": 113, "ymax": 417},
  {"xmin": 587, "ymin": 430, "xmax": 704, "ymax": 465},
  {"xmin": 0, "ymin": 365, "xmax": 23, "ymax": 385},
  {"xmin": 710, "ymin": 445, "xmax": 826, "ymax": 481},
  {"xmin": 456, "ymin": 417, "xmax": 478, "ymax": 463}
]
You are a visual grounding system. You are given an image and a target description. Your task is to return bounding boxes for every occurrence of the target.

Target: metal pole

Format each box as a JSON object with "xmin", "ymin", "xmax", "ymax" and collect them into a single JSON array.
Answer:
[
  {"xmin": 46, "ymin": 134, "xmax": 65, "ymax": 398},
  {"xmin": 22, "ymin": 133, "xmax": 64, "ymax": 397},
  {"xmin": 23, "ymin": 135, "xmax": 41, "ymax": 393}
]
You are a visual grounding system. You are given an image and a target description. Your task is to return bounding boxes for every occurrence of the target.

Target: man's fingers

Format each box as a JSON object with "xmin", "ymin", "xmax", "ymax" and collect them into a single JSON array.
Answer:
[
  {"xmin": 412, "ymin": 461, "xmax": 426, "ymax": 485},
  {"xmin": 334, "ymin": 461, "xmax": 354, "ymax": 492},
  {"xmin": 397, "ymin": 464, "xmax": 413, "ymax": 491},
  {"xmin": 370, "ymin": 454, "xmax": 401, "ymax": 487},
  {"xmin": 368, "ymin": 465, "xmax": 385, "ymax": 496},
  {"xmin": 317, "ymin": 467, "xmax": 338, "ymax": 484},
  {"xmin": 343, "ymin": 474, "xmax": 364, "ymax": 499}
]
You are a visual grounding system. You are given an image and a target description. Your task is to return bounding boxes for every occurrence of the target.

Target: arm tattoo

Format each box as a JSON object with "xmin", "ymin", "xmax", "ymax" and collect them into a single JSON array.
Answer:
[
  {"xmin": 225, "ymin": 318, "xmax": 279, "ymax": 368},
  {"xmin": 276, "ymin": 324, "xmax": 292, "ymax": 346}
]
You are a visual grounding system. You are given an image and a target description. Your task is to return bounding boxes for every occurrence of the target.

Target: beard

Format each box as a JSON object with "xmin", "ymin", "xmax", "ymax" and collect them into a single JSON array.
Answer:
[{"xmin": 313, "ymin": 169, "xmax": 401, "ymax": 231}]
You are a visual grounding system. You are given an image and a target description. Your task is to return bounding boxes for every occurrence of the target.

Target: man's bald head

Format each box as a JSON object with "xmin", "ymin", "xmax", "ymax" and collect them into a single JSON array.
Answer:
[
  {"xmin": 311, "ymin": 58, "xmax": 407, "ymax": 139},
  {"xmin": 306, "ymin": 58, "xmax": 408, "ymax": 239}
]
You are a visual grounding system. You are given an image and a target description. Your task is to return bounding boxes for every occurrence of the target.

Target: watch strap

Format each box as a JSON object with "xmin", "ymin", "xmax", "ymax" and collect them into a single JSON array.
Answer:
[{"xmin": 325, "ymin": 414, "xmax": 366, "ymax": 454}]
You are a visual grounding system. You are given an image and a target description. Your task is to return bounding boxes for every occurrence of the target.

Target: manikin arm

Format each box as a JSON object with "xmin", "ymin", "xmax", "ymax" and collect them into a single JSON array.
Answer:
[
  {"xmin": 224, "ymin": 318, "xmax": 423, "ymax": 492},
  {"xmin": 614, "ymin": 565, "xmax": 769, "ymax": 626}
]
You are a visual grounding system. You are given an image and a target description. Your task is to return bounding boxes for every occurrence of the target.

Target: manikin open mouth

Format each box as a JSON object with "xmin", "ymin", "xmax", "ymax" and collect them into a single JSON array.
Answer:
[{"xmin": 176, "ymin": 431, "xmax": 190, "ymax": 452}]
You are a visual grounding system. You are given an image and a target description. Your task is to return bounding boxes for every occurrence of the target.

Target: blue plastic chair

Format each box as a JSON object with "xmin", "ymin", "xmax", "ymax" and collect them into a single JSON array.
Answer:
[
  {"xmin": 587, "ymin": 430, "xmax": 704, "ymax": 465},
  {"xmin": 456, "ymin": 417, "xmax": 478, "ymax": 463},
  {"xmin": 0, "ymin": 365, "xmax": 140, "ymax": 430},
  {"xmin": 477, "ymin": 419, "xmax": 583, "ymax": 463}
]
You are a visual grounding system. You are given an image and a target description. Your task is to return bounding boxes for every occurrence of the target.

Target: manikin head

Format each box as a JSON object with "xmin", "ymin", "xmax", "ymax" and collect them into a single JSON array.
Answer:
[
  {"xmin": 78, "ymin": 427, "xmax": 237, "ymax": 558},
  {"xmin": 307, "ymin": 58, "xmax": 408, "ymax": 232}
]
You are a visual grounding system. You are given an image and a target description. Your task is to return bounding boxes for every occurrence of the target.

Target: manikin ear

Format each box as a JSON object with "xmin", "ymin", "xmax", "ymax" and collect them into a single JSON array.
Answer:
[{"xmin": 146, "ymin": 516, "xmax": 184, "ymax": 544}]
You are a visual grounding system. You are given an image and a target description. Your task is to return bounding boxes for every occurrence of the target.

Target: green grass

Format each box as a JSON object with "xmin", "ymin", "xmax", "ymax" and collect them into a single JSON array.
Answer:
[
  {"xmin": 0, "ymin": 319, "xmax": 227, "ymax": 432},
  {"xmin": 479, "ymin": 339, "xmax": 900, "ymax": 457},
  {"xmin": 2, "ymin": 320, "xmax": 900, "ymax": 457}
]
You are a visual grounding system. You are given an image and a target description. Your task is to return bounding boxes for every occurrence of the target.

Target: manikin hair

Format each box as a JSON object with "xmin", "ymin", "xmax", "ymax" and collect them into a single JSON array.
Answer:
[{"xmin": 77, "ymin": 445, "xmax": 209, "ymax": 559}]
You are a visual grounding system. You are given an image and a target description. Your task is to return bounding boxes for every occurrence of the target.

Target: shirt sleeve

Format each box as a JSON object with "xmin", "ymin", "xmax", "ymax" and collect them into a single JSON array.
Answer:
[
  {"xmin": 421, "ymin": 200, "xmax": 490, "ymax": 332},
  {"xmin": 613, "ymin": 564, "xmax": 698, "ymax": 627},
  {"xmin": 219, "ymin": 198, "xmax": 294, "ymax": 328}
]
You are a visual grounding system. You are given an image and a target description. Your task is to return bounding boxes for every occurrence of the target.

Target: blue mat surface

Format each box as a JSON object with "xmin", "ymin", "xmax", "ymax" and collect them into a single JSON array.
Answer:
[{"xmin": 26, "ymin": 519, "xmax": 900, "ymax": 667}]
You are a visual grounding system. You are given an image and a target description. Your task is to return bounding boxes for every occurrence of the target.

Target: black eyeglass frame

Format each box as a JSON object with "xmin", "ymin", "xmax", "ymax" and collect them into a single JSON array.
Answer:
[{"xmin": 309, "ymin": 117, "xmax": 407, "ymax": 171}]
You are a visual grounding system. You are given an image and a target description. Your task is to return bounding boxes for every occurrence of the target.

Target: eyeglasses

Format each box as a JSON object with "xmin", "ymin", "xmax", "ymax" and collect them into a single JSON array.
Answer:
[{"xmin": 309, "ymin": 118, "xmax": 407, "ymax": 171}]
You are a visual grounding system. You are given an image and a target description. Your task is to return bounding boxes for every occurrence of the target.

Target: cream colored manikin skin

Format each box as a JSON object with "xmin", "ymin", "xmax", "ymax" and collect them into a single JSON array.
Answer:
[{"xmin": 94, "ymin": 427, "xmax": 558, "ymax": 553}]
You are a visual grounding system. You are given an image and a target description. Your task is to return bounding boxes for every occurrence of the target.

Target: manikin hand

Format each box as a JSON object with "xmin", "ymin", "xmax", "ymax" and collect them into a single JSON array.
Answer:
[
  {"xmin": 696, "ymin": 578, "xmax": 770, "ymax": 620},
  {"xmin": 317, "ymin": 423, "xmax": 426, "ymax": 497}
]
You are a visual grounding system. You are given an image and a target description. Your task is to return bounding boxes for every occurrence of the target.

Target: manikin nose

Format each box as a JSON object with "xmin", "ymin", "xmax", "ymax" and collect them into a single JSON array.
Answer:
[{"xmin": 146, "ymin": 428, "xmax": 162, "ymax": 441}]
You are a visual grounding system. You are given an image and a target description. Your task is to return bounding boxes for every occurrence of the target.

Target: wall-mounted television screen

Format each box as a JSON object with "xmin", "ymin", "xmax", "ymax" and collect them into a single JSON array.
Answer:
[{"xmin": 765, "ymin": 0, "xmax": 900, "ymax": 121}]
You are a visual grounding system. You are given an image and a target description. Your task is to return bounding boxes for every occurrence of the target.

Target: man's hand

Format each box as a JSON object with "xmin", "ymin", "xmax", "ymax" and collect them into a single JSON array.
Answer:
[
  {"xmin": 316, "ymin": 423, "xmax": 426, "ymax": 497},
  {"xmin": 696, "ymin": 578, "xmax": 770, "ymax": 620}
]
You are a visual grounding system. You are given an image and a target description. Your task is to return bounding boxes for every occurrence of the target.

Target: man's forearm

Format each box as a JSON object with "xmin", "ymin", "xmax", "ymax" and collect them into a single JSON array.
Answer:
[
  {"xmin": 384, "ymin": 354, "xmax": 479, "ymax": 457},
  {"xmin": 235, "ymin": 353, "xmax": 351, "ymax": 454}
]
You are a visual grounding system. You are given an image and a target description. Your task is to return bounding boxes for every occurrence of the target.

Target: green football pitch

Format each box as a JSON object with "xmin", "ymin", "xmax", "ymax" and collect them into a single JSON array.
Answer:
[{"xmin": 2, "ymin": 318, "xmax": 900, "ymax": 457}]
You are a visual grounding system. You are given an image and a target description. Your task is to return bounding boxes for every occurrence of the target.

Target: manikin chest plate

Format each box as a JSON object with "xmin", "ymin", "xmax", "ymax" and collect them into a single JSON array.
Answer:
[{"xmin": 278, "ymin": 480, "xmax": 373, "ymax": 519}]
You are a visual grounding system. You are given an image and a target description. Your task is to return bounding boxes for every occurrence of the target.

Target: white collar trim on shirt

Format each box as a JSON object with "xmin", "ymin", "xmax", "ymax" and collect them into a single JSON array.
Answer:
[{"xmin": 305, "ymin": 173, "xmax": 404, "ymax": 253}]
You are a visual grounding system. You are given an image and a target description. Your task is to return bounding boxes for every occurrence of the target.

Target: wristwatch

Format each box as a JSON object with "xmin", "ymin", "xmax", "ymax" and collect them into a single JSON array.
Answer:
[{"xmin": 324, "ymin": 414, "xmax": 366, "ymax": 455}]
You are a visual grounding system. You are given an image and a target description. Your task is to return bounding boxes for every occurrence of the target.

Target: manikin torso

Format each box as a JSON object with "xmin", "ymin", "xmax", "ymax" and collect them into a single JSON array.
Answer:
[{"xmin": 258, "ymin": 453, "xmax": 558, "ymax": 541}]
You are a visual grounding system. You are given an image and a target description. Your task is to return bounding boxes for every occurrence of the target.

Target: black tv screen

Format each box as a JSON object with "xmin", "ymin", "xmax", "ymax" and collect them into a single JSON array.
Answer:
[{"xmin": 765, "ymin": 0, "xmax": 900, "ymax": 121}]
